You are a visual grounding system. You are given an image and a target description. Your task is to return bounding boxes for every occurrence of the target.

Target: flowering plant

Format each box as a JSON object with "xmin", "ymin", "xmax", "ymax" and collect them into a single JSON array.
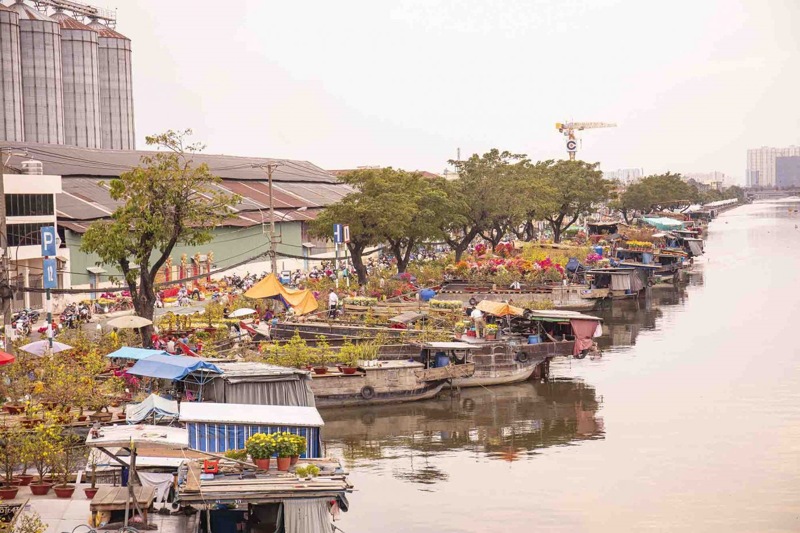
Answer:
[
  {"xmin": 485, "ymin": 324, "xmax": 499, "ymax": 333},
  {"xmin": 274, "ymin": 432, "xmax": 297, "ymax": 458},
  {"xmin": 586, "ymin": 253, "xmax": 603, "ymax": 264},
  {"xmin": 292, "ymin": 434, "xmax": 307, "ymax": 456},
  {"xmin": 430, "ymin": 299, "xmax": 463, "ymax": 310},
  {"xmin": 245, "ymin": 433, "xmax": 275, "ymax": 460}
]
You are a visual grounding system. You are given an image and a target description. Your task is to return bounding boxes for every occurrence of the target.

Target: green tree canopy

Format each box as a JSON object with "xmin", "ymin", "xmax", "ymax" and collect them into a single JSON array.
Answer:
[
  {"xmin": 614, "ymin": 172, "xmax": 699, "ymax": 222},
  {"xmin": 81, "ymin": 130, "xmax": 240, "ymax": 342},
  {"xmin": 538, "ymin": 160, "xmax": 611, "ymax": 242}
]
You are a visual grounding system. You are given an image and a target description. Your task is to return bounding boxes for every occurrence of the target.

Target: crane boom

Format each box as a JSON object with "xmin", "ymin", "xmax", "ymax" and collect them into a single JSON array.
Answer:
[{"xmin": 555, "ymin": 121, "xmax": 617, "ymax": 160}]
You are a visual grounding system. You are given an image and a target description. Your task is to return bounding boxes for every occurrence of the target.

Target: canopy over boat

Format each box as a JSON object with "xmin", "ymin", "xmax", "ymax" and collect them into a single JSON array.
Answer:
[
  {"xmin": 476, "ymin": 300, "xmax": 525, "ymax": 317},
  {"xmin": 127, "ymin": 354, "xmax": 222, "ymax": 381},
  {"xmin": 244, "ymin": 273, "xmax": 319, "ymax": 315},
  {"xmin": 106, "ymin": 347, "xmax": 168, "ymax": 360}
]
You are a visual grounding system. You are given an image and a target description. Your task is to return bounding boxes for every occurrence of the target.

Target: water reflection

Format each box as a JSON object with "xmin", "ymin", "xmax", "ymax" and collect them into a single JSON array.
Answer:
[{"xmin": 323, "ymin": 379, "xmax": 603, "ymax": 486}]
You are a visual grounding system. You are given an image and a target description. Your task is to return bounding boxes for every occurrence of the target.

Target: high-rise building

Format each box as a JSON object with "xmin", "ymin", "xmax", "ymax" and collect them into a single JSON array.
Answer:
[
  {"xmin": 746, "ymin": 146, "xmax": 800, "ymax": 187},
  {"xmin": 603, "ymin": 168, "xmax": 643, "ymax": 184}
]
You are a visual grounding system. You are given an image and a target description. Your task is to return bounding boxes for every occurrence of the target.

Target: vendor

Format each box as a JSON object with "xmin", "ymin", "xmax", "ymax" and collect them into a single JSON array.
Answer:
[{"xmin": 470, "ymin": 307, "xmax": 485, "ymax": 338}]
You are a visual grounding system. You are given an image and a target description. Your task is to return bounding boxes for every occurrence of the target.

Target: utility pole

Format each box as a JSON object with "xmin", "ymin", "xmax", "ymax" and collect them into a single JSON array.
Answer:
[
  {"xmin": 0, "ymin": 152, "xmax": 10, "ymax": 353},
  {"xmin": 253, "ymin": 163, "xmax": 282, "ymax": 275}
]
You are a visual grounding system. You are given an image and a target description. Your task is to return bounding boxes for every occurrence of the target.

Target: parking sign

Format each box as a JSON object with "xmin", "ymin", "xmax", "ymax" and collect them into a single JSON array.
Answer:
[{"xmin": 41, "ymin": 226, "xmax": 57, "ymax": 257}]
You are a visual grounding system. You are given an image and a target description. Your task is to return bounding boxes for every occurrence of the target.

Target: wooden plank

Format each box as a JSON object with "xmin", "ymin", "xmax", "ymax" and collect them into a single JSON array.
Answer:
[{"xmin": 184, "ymin": 461, "xmax": 202, "ymax": 493}]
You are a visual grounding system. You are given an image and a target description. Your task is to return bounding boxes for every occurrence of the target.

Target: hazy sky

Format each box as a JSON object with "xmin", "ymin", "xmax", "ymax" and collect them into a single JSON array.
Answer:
[{"xmin": 117, "ymin": 0, "xmax": 798, "ymax": 183}]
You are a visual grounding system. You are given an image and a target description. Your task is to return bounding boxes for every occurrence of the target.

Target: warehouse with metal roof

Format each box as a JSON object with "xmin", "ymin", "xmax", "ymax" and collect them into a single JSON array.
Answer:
[{"xmin": 0, "ymin": 142, "xmax": 349, "ymax": 290}]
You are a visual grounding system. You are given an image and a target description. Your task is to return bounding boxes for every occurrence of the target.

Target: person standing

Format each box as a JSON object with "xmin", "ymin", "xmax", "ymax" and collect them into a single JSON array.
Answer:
[
  {"xmin": 328, "ymin": 290, "xmax": 339, "ymax": 319},
  {"xmin": 470, "ymin": 306, "xmax": 485, "ymax": 338}
]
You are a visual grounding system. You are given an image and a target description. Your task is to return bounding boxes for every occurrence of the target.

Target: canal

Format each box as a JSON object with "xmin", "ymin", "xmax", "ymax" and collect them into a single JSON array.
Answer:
[{"xmin": 325, "ymin": 200, "xmax": 800, "ymax": 532}]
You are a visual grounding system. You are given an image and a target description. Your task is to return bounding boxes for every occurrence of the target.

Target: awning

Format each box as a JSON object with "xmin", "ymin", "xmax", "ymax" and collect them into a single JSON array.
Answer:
[
  {"xmin": 244, "ymin": 273, "xmax": 319, "ymax": 315},
  {"xmin": 85, "ymin": 424, "xmax": 189, "ymax": 449},
  {"xmin": 127, "ymin": 354, "xmax": 222, "ymax": 381},
  {"xmin": 106, "ymin": 347, "xmax": 168, "ymax": 361},
  {"xmin": 180, "ymin": 402, "xmax": 324, "ymax": 427},
  {"xmin": 126, "ymin": 394, "xmax": 179, "ymax": 424},
  {"xmin": 86, "ymin": 266, "xmax": 106, "ymax": 274},
  {"xmin": 641, "ymin": 216, "xmax": 685, "ymax": 230},
  {"xmin": 476, "ymin": 300, "xmax": 524, "ymax": 317}
]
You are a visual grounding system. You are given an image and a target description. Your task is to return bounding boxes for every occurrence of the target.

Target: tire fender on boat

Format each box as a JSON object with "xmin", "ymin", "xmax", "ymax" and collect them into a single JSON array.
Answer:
[
  {"xmin": 360, "ymin": 385, "xmax": 376, "ymax": 400},
  {"xmin": 515, "ymin": 352, "xmax": 530, "ymax": 363}
]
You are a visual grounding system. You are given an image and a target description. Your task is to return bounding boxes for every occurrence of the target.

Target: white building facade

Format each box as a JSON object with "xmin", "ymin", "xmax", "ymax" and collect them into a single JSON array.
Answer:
[{"xmin": 747, "ymin": 146, "xmax": 800, "ymax": 187}]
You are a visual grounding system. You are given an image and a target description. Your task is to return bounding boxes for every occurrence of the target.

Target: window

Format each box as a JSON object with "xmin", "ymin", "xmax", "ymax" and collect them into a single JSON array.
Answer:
[
  {"xmin": 5, "ymin": 194, "xmax": 54, "ymax": 217},
  {"xmin": 7, "ymin": 222, "xmax": 49, "ymax": 247}
]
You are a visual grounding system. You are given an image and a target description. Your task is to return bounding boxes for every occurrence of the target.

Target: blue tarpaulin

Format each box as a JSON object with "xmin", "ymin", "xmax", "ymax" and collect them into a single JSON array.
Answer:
[
  {"xmin": 106, "ymin": 347, "xmax": 168, "ymax": 361},
  {"xmin": 641, "ymin": 217, "xmax": 685, "ymax": 230},
  {"xmin": 127, "ymin": 354, "xmax": 222, "ymax": 381}
]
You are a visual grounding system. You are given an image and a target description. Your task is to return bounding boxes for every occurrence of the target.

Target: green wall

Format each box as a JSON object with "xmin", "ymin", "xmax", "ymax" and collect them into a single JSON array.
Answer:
[{"xmin": 66, "ymin": 222, "xmax": 305, "ymax": 286}]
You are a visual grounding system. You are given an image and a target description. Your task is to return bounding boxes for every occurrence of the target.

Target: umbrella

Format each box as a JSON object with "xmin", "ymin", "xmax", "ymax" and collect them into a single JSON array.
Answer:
[
  {"xmin": 107, "ymin": 315, "xmax": 153, "ymax": 329},
  {"xmin": 227, "ymin": 308, "xmax": 256, "ymax": 318},
  {"xmin": 0, "ymin": 350, "xmax": 14, "ymax": 365},
  {"xmin": 20, "ymin": 340, "xmax": 73, "ymax": 356}
]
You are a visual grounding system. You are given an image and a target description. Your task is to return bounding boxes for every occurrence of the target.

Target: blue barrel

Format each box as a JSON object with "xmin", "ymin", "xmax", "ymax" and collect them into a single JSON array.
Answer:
[
  {"xmin": 593, "ymin": 245, "xmax": 603, "ymax": 256},
  {"xmin": 435, "ymin": 353, "xmax": 450, "ymax": 368},
  {"xmin": 528, "ymin": 335, "xmax": 540, "ymax": 345}
]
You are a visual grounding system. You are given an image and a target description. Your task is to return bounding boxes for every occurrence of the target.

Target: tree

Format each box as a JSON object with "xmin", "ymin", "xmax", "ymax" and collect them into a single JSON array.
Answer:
[
  {"xmin": 81, "ymin": 130, "xmax": 240, "ymax": 343},
  {"xmin": 538, "ymin": 160, "xmax": 611, "ymax": 242},
  {"xmin": 445, "ymin": 150, "xmax": 531, "ymax": 257},
  {"xmin": 311, "ymin": 168, "xmax": 447, "ymax": 280}
]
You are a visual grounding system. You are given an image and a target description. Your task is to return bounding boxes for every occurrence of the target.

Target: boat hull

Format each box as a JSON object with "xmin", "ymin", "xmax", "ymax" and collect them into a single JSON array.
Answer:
[
  {"xmin": 314, "ymin": 380, "xmax": 446, "ymax": 408},
  {"xmin": 453, "ymin": 364, "xmax": 536, "ymax": 388}
]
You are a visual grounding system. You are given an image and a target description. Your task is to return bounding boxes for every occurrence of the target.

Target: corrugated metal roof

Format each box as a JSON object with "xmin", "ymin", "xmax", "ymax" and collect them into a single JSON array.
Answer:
[
  {"xmin": 180, "ymin": 402, "xmax": 324, "ymax": 427},
  {"xmin": 87, "ymin": 20, "xmax": 129, "ymax": 39},
  {"xmin": 57, "ymin": 177, "xmax": 336, "ymax": 231},
  {"xmin": 0, "ymin": 142, "xmax": 340, "ymax": 184},
  {"xmin": 51, "ymin": 11, "xmax": 94, "ymax": 31}
]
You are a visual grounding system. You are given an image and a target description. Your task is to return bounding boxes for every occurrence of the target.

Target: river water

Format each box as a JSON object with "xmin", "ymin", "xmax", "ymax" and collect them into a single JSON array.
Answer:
[{"xmin": 324, "ymin": 201, "xmax": 800, "ymax": 532}]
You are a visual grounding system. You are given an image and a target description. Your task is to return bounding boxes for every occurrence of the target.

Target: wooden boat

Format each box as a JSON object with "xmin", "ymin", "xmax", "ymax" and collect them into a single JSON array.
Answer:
[
  {"xmin": 311, "ymin": 359, "xmax": 475, "ymax": 408},
  {"xmin": 417, "ymin": 341, "xmax": 546, "ymax": 388},
  {"xmin": 435, "ymin": 280, "xmax": 602, "ymax": 310}
]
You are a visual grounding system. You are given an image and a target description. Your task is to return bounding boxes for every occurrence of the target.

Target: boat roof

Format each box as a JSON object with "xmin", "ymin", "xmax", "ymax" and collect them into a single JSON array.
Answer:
[
  {"xmin": 586, "ymin": 267, "xmax": 637, "ymax": 273},
  {"xmin": 526, "ymin": 310, "xmax": 603, "ymax": 321},
  {"xmin": 421, "ymin": 341, "xmax": 479, "ymax": 350},
  {"xmin": 617, "ymin": 261, "xmax": 662, "ymax": 269},
  {"xmin": 85, "ymin": 424, "xmax": 189, "ymax": 449},
  {"xmin": 389, "ymin": 311, "xmax": 426, "ymax": 324},
  {"xmin": 180, "ymin": 402, "xmax": 324, "ymax": 427},
  {"xmin": 215, "ymin": 361, "xmax": 309, "ymax": 380}
]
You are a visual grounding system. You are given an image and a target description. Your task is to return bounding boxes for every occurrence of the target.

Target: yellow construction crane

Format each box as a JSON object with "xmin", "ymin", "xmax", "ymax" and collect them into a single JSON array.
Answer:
[{"xmin": 555, "ymin": 121, "xmax": 617, "ymax": 160}]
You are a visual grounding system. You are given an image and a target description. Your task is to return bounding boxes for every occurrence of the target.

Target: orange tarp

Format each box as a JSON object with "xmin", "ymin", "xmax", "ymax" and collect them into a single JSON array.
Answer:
[
  {"xmin": 476, "ymin": 300, "xmax": 524, "ymax": 317},
  {"xmin": 244, "ymin": 274, "xmax": 319, "ymax": 316}
]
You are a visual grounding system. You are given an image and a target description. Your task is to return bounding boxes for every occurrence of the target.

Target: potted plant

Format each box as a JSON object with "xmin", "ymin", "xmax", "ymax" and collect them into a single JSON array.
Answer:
[
  {"xmin": 453, "ymin": 321, "xmax": 466, "ymax": 339},
  {"xmin": 53, "ymin": 433, "xmax": 84, "ymax": 499},
  {"xmin": 290, "ymin": 434, "xmax": 307, "ymax": 466},
  {"xmin": 274, "ymin": 432, "xmax": 295, "ymax": 472},
  {"xmin": 337, "ymin": 342, "xmax": 359, "ymax": 375},
  {"xmin": 84, "ymin": 450, "xmax": 99, "ymax": 499},
  {"xmin": 484, "ymin": 324, "xmax": 499, "ymax": 340},
  {"xmin": 294, "ymin": 464, "xmax": 320, "ymax": 480},
  {"xmin": 27, "ymin": 414, "xmax": 62, "ymax": 495},
  {"xmin": 0, "ymin": 424, "xmax": 24, "ymax": 500},
  {"xmin": 245, "ymin": 433, "xmax": 275, "ymax": 470}
]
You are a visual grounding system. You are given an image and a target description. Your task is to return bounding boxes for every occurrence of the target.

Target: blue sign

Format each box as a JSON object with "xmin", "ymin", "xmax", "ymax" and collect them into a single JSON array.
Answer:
[
  {"xmin": 43, "ymin": 258, "xmax": 57, "ymax": 289},
  {"xmin": 333, "ymin": 224, "xmax": 350, "ymax": 244},
  {"xmin": 41, "ymin": 226, "xmax": 57, "ymax": 257}
]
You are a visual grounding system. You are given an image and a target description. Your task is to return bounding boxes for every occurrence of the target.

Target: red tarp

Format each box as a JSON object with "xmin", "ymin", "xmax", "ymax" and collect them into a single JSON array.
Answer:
[{"xmin": 571, "ymin": 319, "xmax": 599, "ymax": 356}]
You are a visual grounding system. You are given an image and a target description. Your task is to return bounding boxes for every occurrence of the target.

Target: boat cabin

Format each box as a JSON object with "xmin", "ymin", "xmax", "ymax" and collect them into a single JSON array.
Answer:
[{"xmin": 585, "ymin": 267, "xmax": 646, "ymax": 298}]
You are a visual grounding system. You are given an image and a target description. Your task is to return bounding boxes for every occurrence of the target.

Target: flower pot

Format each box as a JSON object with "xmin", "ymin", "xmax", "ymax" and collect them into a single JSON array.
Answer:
[
  {"xmin": 290, "ymin": 455, "xmax": 300, "ymax": 466},
  {"xmin": 20, "ymin": 418, "xmax": 40, "ymax": 429},
  {"xmin": 254, "ymin": 458, "xmax": 271, "ymax": 470},
  {"xmin": 53, "ymin": 485, "xmax": 75, "ymax": 499},
  {"xmin": 77, "ymin": 415, "xmax": 87, "ymax": 422},
  {"xmin": 312, "ymin": 367, "xmax": 328, "ymax": 375},
  {"xmin": 29, "ymin": 483, "xmax": 52, "ymax": 496},
  {"xmin": 2, "ymin": 404, "xmax": 23, "ymax": 415},
  {"xmin": 7, "ymin": 479, "xmax": 21, "ymax": 487},
  {"xmin": 83, "ymin": 487, "xmax": 99, "ymax": 499},
  {"xmin": 485, "ymin": 334, "xmax": 497, "ymax": 340},
  {"xmin": 0, "ymin": 486, "xmax": 18, "ymax": 499},
  {"xmin": 276, "ymin": 457, "xmax": 291, "ymax": 472},
  {"xmin": 15, "ymin": 475, "xmax": 33, "ymax": 486},
  {"xmin": 340, "ymin": 366, "xmax": 358, "ymax": 375},
  {"xmin": 89, "ymin": 412, "xmax": 112, "ymax": 423}
]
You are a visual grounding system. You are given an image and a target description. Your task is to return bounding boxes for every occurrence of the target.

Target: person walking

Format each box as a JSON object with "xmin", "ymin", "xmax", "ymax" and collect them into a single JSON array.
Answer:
[{"xmin": 328, "ymin": 290, "xmax": 339, "ymax": 319}]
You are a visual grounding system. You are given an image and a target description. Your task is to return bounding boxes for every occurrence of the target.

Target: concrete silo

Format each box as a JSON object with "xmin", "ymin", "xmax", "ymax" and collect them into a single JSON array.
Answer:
[
  {"xmin": 8, "ymin": 1, "xmax": 64, "ymax": 144},
  {"xmin": 88, "ymin": 19, "xmax": 134, "ymax": 150},
  {"xmin": 0, "ymin": 3, "xmax": 24, "ymax": 142},
  {"xmin": 51, "ymin": 10, "xmax": 100, "ymax": 148}
]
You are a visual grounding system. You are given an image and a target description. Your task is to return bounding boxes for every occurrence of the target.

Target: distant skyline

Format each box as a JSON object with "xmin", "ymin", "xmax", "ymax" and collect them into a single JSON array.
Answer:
[{"xmin": 114, "ymin": 0, "xmax": 799, "ymax": 184}]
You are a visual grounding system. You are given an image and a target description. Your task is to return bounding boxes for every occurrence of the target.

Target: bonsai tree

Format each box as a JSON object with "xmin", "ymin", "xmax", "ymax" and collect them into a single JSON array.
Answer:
[
  {"xmin": 26, "ymin": 414, "xmax": 63, "ymax": 483},
  {"xmin": 0, "ymin": 424, "xmax": 26, "ymax": 486},
  {"xmin": 53, "ymin": 433, "xmax": 85, "ymax": 488}
]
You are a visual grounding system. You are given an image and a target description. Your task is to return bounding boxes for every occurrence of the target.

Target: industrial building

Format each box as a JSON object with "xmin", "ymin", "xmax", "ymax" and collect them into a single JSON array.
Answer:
[
  {"xmin": 746, "ymin": 146, "xmax": 800, "ymax": 188},
  {"xmin": 0, "ymin": 0, "xmax": 134, "ymax": 149},
  {"xmin": 0, "ymin": 142, "xmax": 351, "ymax": 304}
]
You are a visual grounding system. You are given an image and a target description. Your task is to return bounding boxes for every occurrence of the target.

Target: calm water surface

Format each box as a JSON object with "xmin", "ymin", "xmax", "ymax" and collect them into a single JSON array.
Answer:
[{"xmin": 325, "ymin": 201, "xmax": 800, "ymax": 532}]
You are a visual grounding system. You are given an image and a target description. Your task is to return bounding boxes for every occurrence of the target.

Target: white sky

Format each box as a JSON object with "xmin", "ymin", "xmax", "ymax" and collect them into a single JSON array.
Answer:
[{"xmin": 116, "ymin": 0, "xmax": 799, "ymax": 183}]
